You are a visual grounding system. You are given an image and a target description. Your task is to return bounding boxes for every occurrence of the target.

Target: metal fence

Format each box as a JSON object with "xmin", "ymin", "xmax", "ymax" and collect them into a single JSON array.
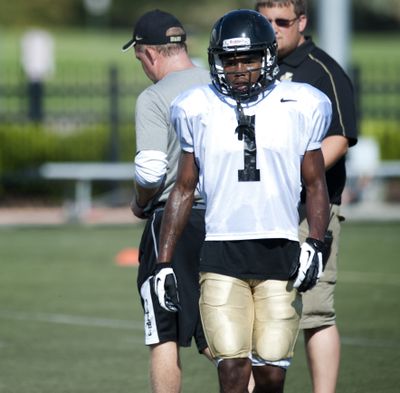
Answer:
[
  {"xmin": 1, "ymin": 63, "xmax": 399, "ymax": 123},
  {"xmin": 353, "ymin": 64, "xmax": 400, "ymax": 121},
  {"xmin": 0, "ymin": 63, "xmax": 399, "ymax": 203},
  {"xmin": 0, "ymin": 67, "xmax": 142, "ymax": 136}
]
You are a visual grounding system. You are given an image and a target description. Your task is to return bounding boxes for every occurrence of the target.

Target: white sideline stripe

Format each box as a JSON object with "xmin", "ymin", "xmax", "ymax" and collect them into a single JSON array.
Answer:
[
  {"xmin": 339, "ymin": 271, "xmax": 400, "ymax": 286},
  {"xmin": 297, "ymin": 334, "xmax": 400, "ymax": 349},
  {"xmin": 340, "ymin": 336, "xmax": 400, "ymax": 349},
  {"xmin": 0, "ymin": 310, "xmax": 143, "ymax": 331},
  {"xmin": 1, "ymin": 310, "xmax": 400, "ymax": 350}
]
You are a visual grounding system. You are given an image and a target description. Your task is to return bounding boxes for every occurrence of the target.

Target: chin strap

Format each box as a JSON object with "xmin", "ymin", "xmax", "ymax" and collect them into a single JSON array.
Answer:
[{"xmin": 235, "ymin": 100, "xmax": 254, "ymax": 141}]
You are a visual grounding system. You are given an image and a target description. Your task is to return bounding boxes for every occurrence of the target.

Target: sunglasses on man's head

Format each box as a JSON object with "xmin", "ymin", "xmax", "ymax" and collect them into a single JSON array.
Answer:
[{"xmin": 268, "ymin": 17, "xmax": 298, "ymax": 28}]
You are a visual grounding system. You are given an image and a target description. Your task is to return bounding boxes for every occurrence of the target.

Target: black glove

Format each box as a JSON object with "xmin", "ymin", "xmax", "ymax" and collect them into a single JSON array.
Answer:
[
  {"xmin": 153, "ymin": 263, "xmax": 181, "ymax": 312},
  {"xmin": 290, "ymin": 237, "xmax": 325, "ymax": 292}
]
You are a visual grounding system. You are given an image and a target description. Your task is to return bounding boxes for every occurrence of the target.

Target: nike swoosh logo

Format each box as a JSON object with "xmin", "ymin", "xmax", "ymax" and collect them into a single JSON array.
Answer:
[{"xmin": 280, "ymin": 98, "xmax": 297, "ymax": 103}]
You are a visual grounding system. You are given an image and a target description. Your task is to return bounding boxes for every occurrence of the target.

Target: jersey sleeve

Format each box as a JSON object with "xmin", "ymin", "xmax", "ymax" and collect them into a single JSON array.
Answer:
[
  {"xmin": 135, "ymin": 89, "xmax": 169, "ymax": 153},
  {"xmin": 306, "ymin": 89, "xmax": 332, "ymax": 151},
  {"xmin": 170, "ymin": 96, "xmax": 194, "ymax": 153}
]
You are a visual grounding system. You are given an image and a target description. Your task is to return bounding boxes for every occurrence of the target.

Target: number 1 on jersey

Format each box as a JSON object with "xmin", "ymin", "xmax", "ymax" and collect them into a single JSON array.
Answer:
[{"xmin": 236, "ymin": 114, "xmax": 260, "ymax": 182}]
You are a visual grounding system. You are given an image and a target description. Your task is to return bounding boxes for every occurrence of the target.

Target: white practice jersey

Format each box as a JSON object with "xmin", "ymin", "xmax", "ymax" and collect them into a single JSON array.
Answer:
[{"xmin": 171, "ymin": 80, "xmax": 332, "ymax": 242}]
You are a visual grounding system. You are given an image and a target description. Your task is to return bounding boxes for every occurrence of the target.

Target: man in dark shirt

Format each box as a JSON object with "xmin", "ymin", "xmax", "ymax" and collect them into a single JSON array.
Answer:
[{"xmin": 256, "ymin": 1, "xmax": 358, "ymax": 393}]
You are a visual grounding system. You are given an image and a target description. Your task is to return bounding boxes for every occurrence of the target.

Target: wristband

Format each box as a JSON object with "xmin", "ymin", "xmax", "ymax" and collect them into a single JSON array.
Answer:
[
  {"xmin": 154, "ymin": 262, "xmax": 172, "ymax": 271},
  {"xmin": 305, "ymin": 237, "xmax": 325, "ymax": 252}
]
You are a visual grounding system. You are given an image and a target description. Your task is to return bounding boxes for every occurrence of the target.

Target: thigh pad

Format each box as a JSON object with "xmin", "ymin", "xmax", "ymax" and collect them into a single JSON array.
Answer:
[{"xmin": 199, "ymin": 273, "xmax": 254, "ymax": 359}]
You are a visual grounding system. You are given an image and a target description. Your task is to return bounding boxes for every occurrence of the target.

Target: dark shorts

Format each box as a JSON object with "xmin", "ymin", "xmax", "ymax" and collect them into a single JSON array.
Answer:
[{"xmin": 137, "ymin": 206, "xmax": 207, "ymax": 352}]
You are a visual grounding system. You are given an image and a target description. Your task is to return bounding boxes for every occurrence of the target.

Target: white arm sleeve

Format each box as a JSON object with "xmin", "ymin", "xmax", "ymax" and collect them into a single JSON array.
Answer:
[{"xmin": 134, "ymin": 150, "xmax": 168, "ymax": 188}]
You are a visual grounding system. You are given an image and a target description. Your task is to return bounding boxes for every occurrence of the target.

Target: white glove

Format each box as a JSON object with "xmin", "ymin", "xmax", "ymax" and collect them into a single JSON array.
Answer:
[
  {"xmin": 291, "ymin": 238, "xmax": 325, "ymax": 292},
  {"xmin": 153, "ymin": 263, "xmax": 181, "ymax": 312}
]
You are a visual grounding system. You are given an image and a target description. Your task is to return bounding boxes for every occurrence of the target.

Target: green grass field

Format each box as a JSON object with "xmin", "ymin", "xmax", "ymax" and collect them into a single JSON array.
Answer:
[{"xmin": 0, "ymin": 221, "xmax": 399, "ymax": 392}]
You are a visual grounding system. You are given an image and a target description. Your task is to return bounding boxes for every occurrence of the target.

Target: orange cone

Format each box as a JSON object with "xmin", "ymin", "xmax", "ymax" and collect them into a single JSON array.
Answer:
[{"xmin": 115, "ymin": 248, "xmax": 139, "ymax": 266}]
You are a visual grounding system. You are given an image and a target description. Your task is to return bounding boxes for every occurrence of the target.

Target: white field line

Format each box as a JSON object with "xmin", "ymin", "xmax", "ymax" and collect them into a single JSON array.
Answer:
[
  {"xmin": 0, "ymin": 309, "xmax": 399, "ymax": 349},
  {"xmin": 0, "ymin": 310, "xmax": 143, "ymax": 331},
  {"xmin": 296, "ymin": 333, "xmax": 400, "ymax": 349},
  {"xmin": 340, "ymin": 336, "xmax": 400, "ymax": 349},
  {"xmin": 339, "ymin": 271, "xmax": 400, "ymax": 286}
]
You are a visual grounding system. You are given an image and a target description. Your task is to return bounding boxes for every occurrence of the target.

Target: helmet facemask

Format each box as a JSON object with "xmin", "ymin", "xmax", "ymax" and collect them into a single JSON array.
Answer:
[{"xmin": 210, "ymin": 46, "xmax": 278, "ymax": 102}]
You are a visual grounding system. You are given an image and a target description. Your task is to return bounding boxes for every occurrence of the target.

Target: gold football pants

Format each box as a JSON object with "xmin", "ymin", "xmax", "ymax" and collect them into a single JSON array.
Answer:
[{"xmin": 199, "ymin": 272, "xmax": 302, "ymax": 362}]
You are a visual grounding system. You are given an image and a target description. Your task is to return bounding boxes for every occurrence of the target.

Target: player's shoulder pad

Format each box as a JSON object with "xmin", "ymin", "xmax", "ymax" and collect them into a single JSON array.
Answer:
[{"xmin": 171, "ymin": 84, "xmax": 213, "ymax": 113}]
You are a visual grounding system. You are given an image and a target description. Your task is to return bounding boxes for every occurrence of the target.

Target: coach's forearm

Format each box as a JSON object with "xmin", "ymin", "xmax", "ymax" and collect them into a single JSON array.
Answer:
[
  {"xmin": 134, "ymin": 182, "xmax": 160, "ymax": 207},
  {"xmin": 130, "ymin": 182, "xmax": 160, "ymax": 218}
]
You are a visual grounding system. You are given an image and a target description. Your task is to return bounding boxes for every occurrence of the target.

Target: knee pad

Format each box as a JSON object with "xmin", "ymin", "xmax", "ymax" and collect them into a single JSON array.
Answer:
[{"xmin": 254, "ymin": 326, "xmax": 299, "ymax": 361}]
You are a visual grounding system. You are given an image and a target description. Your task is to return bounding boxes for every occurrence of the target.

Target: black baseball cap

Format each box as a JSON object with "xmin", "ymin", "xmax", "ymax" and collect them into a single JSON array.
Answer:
[{"xmin": 122, "ymin": 9, "xmax": 186, "ymax": 51}]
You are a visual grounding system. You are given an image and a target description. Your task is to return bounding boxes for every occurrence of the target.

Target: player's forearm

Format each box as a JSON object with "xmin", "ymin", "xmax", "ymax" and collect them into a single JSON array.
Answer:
[
  {"xmin": 158, "ymin": 186, "xmax": 194, "ymax": 263},
  {"xmin": 305, "ymin": 181, "xmax": 329, "ymax": 241}
]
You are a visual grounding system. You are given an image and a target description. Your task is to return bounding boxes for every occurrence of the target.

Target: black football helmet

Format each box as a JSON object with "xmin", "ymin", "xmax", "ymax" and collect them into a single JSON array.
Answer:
[{"xmin": 208, "ymin": 9, "xmax": 278, "ymax": 101}]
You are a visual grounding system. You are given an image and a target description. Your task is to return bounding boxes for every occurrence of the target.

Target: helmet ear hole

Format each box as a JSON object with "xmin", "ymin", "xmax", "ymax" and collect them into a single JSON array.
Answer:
[{"xmin": 208, "ymin": 9, "xmax": 278, "ymax": 100}]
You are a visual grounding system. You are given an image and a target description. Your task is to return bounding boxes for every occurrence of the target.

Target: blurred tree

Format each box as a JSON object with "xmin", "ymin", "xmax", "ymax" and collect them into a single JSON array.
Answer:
[
  {"xmin": 358, "ymin": 0, "xmax": 400, "ymax": 22},
  {"xmin": 0, "ymin": 0, "xmax": 399, "ymax": 31},
  {"xmin": 353, "ymin": 0, "xmax": 400, "ymax": 31},
  {"xmin": 110, "ymin": 0, "xmax": 256, "ymax": 31},
  {"xmin": 0, "ymin": 0, "xmax": 85, "ymax": 27}
]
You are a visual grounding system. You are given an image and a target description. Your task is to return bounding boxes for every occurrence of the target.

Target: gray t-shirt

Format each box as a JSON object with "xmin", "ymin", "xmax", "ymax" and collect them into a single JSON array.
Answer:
[{"xmin": 135, "ymin": 66, "xmax": 210, "ymax": 204}]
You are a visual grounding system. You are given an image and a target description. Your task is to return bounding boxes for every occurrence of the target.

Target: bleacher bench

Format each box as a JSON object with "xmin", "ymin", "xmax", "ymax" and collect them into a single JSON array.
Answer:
[{"xmin": 39, "ymin": 162, "xmax": 133, "ymax": 216}]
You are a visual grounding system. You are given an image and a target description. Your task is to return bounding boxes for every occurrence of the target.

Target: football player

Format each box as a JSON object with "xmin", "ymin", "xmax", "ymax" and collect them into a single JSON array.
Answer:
[{"xmin": 154, "ymin": 9, "xmax": 331, "ymax": 393}]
